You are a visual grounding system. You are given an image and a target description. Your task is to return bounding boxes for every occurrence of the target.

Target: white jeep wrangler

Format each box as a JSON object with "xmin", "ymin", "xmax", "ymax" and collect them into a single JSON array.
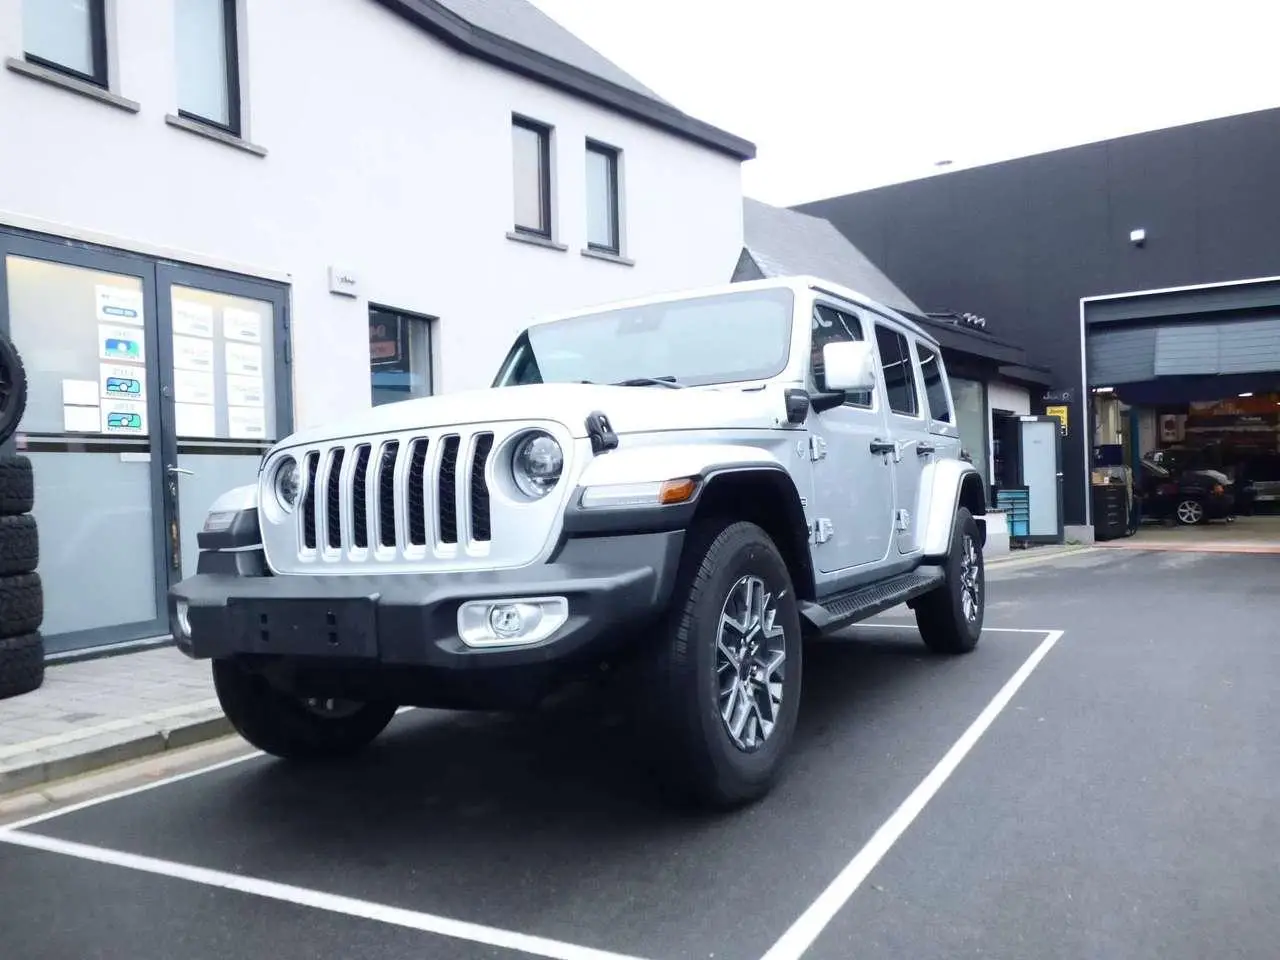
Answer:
[{"xmin": 172, "ymin": 276, "xmax": 987, "ymax": 808}]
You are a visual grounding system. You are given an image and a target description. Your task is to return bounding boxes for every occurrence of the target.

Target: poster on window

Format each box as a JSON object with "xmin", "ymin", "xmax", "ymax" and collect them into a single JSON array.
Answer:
[
  {"xmin": 101, "ymin": 400, "xmax": 148, "ymax": 435},
  {"xmin": 225, "ymin": 342, "xmax": 263, "ymax": 377},
  {"xmin": 173, "ymin": 299, "xmax": 215, "ymax": 338},
  {"xmin": 174, "ymin": 369, "xmax": 215, "ymax": 406},
  {"xmin": 95, "ymin": 285, "xmax": 144, "ymax": 326},
  {"xmin": 99, "ymin": 363, "xmax": 147, "ymax": 402},
  {"xmin": 226, "ymin": 374, "xmax": 265, "ymax": 408},
  {"xmin": 223, "ymin": 307, "xmax": 263, "ymax": 344},
  {"xmin": 369, "ymin": 315, "xmax": 405, "ymax": 366},
  {"xmin": 173, "ymin": 335, "xmax": 214, "ymax": 372},
  {"xmin": 175, "ymin": 403, "xmax": 216, "ymax": 438},
  {"xmin": 99, "ymin": 324, "xmax": 146, "ymax": 364},
  {"xmin": 228, "ymin": 406, "xmax": 266, "ymax": 439}
]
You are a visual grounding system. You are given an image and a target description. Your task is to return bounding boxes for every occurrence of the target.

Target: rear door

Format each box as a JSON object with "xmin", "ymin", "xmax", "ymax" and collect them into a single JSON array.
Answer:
[{"xmin": 870, "ymin": 322, "xmax": 928, "ymax": 555}]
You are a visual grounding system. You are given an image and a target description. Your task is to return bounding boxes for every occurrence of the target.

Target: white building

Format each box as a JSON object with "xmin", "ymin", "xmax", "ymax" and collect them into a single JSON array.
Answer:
[{"xmin": 0, "ymin": 0, "xmax": 753, "ymax": 657}]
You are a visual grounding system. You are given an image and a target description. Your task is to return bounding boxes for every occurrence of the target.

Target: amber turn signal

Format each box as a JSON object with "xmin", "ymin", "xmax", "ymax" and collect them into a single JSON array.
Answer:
[{"xmin": 658, "ymin": 477, "xmax": 699, "ymax": 504}]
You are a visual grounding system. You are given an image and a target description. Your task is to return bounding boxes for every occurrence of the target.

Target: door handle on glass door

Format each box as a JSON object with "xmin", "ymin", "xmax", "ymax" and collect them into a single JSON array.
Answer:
[{"xmin": 167, "ymin": 466, "xmax": 195, "ymax": 477}]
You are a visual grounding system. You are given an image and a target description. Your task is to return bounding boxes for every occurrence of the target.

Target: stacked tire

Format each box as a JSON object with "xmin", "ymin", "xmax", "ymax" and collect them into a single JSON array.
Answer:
[{"xmin": 0, "ymin": 334, "xmax": 41, "ymax": 701}]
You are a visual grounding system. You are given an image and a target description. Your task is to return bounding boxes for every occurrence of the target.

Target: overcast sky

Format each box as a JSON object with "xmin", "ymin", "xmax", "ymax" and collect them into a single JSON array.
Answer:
[{"xmin": 531, "ymin": 0, "xmax": 1280, "ymax": 207}]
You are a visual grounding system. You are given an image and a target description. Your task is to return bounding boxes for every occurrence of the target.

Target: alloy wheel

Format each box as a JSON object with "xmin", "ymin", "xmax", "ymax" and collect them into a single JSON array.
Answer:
[
  {"xmin": 715, "ymin": 575, "xmax": 786, "ymax": 752},
  {"xmin": 1176, "ymin": 500, "xmax": 1204, "ymax": 525},
  {"xmin": 960, "ymin": 534, "xmax": 982, "ymax": 622}
]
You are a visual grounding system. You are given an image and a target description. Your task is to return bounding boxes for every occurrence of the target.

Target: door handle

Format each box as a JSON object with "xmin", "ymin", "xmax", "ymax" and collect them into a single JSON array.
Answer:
[
  {"xmin": 167, "ymin": 465, "xmax": 195, "ymax": 477},
  {"xmin": 917, "ymin": 443, "xmax": 936, "ymax": 456},
  {"xmin": 869, "ymin": 439, "xmax": 896, "ymax": 455}
]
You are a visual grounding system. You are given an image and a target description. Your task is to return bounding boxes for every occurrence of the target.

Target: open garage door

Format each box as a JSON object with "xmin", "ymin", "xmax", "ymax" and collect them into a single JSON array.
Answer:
[{"xmin": 1087, "ymin": 316, "xmax": 1280, "ymax": 387}]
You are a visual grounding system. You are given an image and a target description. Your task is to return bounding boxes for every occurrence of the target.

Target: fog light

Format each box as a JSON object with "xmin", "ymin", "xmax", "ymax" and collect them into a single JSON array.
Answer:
[
  {"xmin": 457, "ymin": 597, "xmax": 569, "ymax": 648},
  {"xmin": 175, "ymin": 600, "xmax": 192, "ymax": 639}
]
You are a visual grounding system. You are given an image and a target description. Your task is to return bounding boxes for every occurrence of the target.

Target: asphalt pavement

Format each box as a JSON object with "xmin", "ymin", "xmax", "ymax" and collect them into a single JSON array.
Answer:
[{"xmin": 2, "ymin": 547, "xmax": 1277, "ymax": 960}]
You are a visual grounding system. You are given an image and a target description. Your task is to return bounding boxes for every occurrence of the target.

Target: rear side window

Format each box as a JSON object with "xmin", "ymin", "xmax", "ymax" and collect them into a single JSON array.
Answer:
[
  {"xmin": 874, "ymin": 325, "xmax": 919, "ymax": 416},
  {"xmin": 917, "ymin": 343, "xmax": 951, "ymax": 423},
  {"xmin": 811, "ymin": 304, "xmax": 872, "ymax": 407}
]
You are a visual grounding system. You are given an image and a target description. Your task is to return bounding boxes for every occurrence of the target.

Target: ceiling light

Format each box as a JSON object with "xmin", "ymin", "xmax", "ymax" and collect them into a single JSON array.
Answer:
[
  {"xmin": 1238, "ymin": 392, "xmax": 1254, "ymax": 398},
  {"xmin": 1094, "ymin": 386, "xmax": 1114, "ymax": 394}
]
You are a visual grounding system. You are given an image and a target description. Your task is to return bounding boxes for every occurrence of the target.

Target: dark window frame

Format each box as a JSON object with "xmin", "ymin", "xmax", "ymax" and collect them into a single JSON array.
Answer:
[
  {"xmin": 916, "ymin": 341, "xmax": 952, "ymax": 423},
  {"xmin": 176, "ymin": 0, "xmax": 242, "ymax": 136},
  {"xmin": 512, "ymin": 115, "xmax": 553, "ymax": 239},
  {"xmin": 585, "ymin": 139, "xmax": 621, "ymax": 254},
  {"xmin": 874, "ymin": 324, "xmax": 920, "ymax": 418},
  {"xmin": 24, "ymin": 0, "xmax": 109, "ymax": 88}
]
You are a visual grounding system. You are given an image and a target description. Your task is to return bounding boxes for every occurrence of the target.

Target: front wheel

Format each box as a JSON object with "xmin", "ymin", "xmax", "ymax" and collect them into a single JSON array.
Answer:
[
  {"xmin": 915, "ymin": 508, "xmax": 985, "ymax": 654},
  {"xmin": 1175, "ymin": 498, "xmax": 1206, "ymax": 526},
  {"xmin": 648, "ymin": 520, "xmax": 803, "ymax": 809},
  {"xmin": 212, "ymin": 659, "xmax": 398, "ymax": 760}
]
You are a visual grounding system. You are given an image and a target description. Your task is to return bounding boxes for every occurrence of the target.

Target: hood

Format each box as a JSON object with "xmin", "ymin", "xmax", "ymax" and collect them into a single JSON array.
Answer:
[{"xmin": 279, "ymin": 382, "xmax": 792, "ymax": 449}]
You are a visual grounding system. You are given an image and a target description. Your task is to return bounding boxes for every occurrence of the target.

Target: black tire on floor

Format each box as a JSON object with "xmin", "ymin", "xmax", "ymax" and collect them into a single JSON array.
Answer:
[
  {"xmin": 0, "ymin": 572, "xmax": 42, "ymax": 638},
  {"xmin": 0, "ymin": 632, "xmax": 44, "ymax": 700},
  {"xmin": 647, "ymin": 519, "xmax": 803, "ymax": 809},
  {"xmin": 915, "ymin": 508, "xmax": 985, "ymax": 655},
  {"xmin": 0, "ymin": 336, "xmax": 28, "ymax": 447},
  {"xmin": 0, "ymin": 455, "xmax": 34, "ymax": 516},
  {"xmin": 0, "ymin": 514, "xmax": 38, "ymax": 576},
  {"xmin": 212, "ymin": 658, "xmax": 398, "ymax": 760}
]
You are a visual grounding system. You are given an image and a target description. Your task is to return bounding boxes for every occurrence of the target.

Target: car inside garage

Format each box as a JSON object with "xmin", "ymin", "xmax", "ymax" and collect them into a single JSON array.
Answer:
[{"xmin": 1084, "ymin": 276, "xmax": 1280, "ymax": 547}]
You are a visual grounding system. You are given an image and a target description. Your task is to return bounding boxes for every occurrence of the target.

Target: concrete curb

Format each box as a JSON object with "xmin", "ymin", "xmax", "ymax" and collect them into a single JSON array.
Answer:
[
  {"xmin": 0, "ymin": 701, "xmax": 233, "ymax": 796},
  {"xmin": 985, "ymin": 544, "xmax": 1095, "ymax": 569}
]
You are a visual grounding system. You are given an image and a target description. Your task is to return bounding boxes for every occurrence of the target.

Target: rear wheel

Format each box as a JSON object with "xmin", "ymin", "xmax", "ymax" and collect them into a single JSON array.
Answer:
[
  {"xmin": 915, "ymin": 508, "xmax": 985, "ymax": 655},
  {"xmin": 212, "ymin": 658, "xmax": 398, "ymax": 760},
  {"xmin": 647, "ymin": 519, "xmax": 802, "ymax": 809},
  {"xmin": 1175, "ymin": 498, "xmax": 1205, "ymax": 525}
]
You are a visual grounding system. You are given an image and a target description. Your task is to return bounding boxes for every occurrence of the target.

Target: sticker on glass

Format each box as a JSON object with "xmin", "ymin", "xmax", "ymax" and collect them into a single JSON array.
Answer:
[
  {"xmin": 225, "ymin": 342, "xmax": 263, "ymax": 377},
  {"xmin": 174, "ymin": 369, "xmax": 215, "ymax": 406},
  {"xmin": 100, "ymin": 363, "xmax": 147, "ymax": 401},
  {"xmin": 95, "ymin": 285, "xmax": 144, "ymax": 326},
  {"xmin": 223, "ymin": 307, "xmax": 263, "ymax": 344},
  {"xmin": 175, "ymin": 403, "xmax": 216, "ymax": 438},
  {"xmin": 228, "ymin": 406, "xmax": 266, "ymax": 439},
  {"xmin": 101, "ymin": 400, "xmax": 147, "ymax": 435},
  {"xmin": 173, "ymin": 335, "xmax": 214, "ymax": 371},
  {"xmin": 173, "ymin": 299, "xmax": 215, "ymax": 338},
  {"xmin": 99, "ymin": 324, "xmax": 146, "ymax": 363},
  {"xmin": 225, "ymin": 374, "xmax": 264, "ymax": 408},
  {"xmin": 63, "ymin": 405, "xmax": 101, "ymax": 433}
]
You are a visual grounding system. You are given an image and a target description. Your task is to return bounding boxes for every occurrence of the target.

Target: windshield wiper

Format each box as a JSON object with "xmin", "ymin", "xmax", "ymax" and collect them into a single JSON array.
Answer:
[{"xmin": 611, "ymin": 376, "xmax": 684, "ymax": 389}]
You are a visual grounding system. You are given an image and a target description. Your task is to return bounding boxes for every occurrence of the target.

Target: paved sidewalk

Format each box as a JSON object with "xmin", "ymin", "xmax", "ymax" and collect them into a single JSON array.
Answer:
[
  {"xmin": 0, "ymin": 646, "xmax": 227, "ymax": 795},
  {"xmin": 0, "ymin": 542, "xmax": 1089, "ymax": 797}
]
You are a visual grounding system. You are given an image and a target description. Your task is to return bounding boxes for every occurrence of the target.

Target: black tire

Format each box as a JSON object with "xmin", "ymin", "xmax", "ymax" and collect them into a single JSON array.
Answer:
[
  {"xmin": 0, "ymin": 514, "xmax": 38, "ymax": 576},
  {"xmin": 0, "ymin": 336, "xmax": 28, "ymax": 446},
  {"xmin": 0, "ymin": 632, "xmax": 44, "ymax": 699},
  {"xmin": 915, "ymin": 508, "xmax": 985, "ymax": 655},
  {"xmin": 212, "ymin": 658, "xmax": 398, "ymax": 760},
  {"xmin": 0, "ymin": 455, "xmax": 33, "ymax": 515},
  {"xmin": 647, "ymin": 519, "xmax": 803, "ymax": 809},
  {"xmin": 0, "ymin": 572, "xmax": 42, "ymax": 638}
]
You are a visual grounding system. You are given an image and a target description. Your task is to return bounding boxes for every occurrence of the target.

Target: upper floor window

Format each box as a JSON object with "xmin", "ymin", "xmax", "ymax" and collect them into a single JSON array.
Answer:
[
  {"xmin": 175, "ymin": 0, "xmax": 241, "ymax": 132},
  {"xmin": 585, "ymin": 141, "xmax": 620, "ymax": 253},
  {"xmin": 917, "ymin": 343, "xmax": 952, "ymax": 423},
  {"xmin": 811, "ymin": 304, "xmax": 872, "ymax": 407},
  {"xmin": 874, "ymin": 325, "xmax": 919, "ymax": 417},
  {"xmin": 23, "ymin": 0, "xmax": 107, "ymax": 87},
  {"xmin": 512, "ymin": 116, "xmax": 552, "ymax": 238}
]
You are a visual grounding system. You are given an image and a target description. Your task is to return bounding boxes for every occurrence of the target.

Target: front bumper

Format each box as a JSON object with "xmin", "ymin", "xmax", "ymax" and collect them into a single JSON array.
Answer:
[{"xmin": 170, "ymin": 531, "xmax": 683, "ymax": 671}]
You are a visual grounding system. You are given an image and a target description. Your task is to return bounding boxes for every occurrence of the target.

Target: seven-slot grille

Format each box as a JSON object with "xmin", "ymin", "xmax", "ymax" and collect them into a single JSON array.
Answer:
[{"xmin": 297, "ymin": 431, "xmax": 495, "ymax": 559}]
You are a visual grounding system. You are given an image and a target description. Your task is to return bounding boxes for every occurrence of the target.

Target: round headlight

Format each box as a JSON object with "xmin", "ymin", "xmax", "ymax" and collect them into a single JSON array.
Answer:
[
  {"xmin": 511, "ymin": 432, "xmax": 563, "ymax": 499},
  {"xmin": 273, "ymin": 456, "xmax": 301, "ymax": 510}
]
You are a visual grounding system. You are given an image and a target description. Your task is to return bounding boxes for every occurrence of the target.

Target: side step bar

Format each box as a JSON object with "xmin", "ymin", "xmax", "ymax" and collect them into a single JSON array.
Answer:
[{"xmin": 799, "ymin": 565, "xmax": 945, "ymax": 636}]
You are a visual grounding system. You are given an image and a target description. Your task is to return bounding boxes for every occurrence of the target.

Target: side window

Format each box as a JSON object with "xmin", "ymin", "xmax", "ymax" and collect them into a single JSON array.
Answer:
[
  {"xmin": 811, "ymin": 305, "xmax": 872, "ymax": 407},
  {"xmin": 917, "ymin": 343, "xmax": 952, "ymax": 423},
  {"xmin": 874, "ymin": 325, "xmax": 919, "ymax": 417}
]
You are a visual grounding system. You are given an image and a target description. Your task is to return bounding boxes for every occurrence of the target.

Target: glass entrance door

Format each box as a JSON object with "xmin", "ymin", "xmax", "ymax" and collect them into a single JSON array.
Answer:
[{"xmin": 0, "ymin": 232, "xmax": 291, "ymax": 656}]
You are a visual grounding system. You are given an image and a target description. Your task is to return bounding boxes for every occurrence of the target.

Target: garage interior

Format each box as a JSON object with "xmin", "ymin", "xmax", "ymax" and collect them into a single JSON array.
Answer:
[{"xmin": 1084, "ymin": 277, "xmax": 1280, "ymax": 546}]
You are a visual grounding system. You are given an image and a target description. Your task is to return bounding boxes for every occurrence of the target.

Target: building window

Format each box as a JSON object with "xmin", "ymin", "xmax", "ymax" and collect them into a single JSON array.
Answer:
[
  {"xmin": 917, "ymin": 343, "xmax": 952, "ymax": 423},
  {"xmin": 369, "ymin": 307, "xmax": 433, "ymax": 406},
  {"xmin": 22, "ymin": 0, "xmax": 108, "ymax": 87},
  {"xmin": 585, "ymin": 141, "xmax": 620, "ymax": 253},
  {"xmin": 811, "ymin": 304, "xmax": 872, "ymax": 407},
  {"xmin": 175, "ymin": 0, "xmax": 241, "ymax": 133},
  {"xmin": 874, "ymin": 326, "xmax": 919, "ymax": 417},
  {"xmin": 512, "ymin": 117, "xmax": 552, "ymax": 238}
]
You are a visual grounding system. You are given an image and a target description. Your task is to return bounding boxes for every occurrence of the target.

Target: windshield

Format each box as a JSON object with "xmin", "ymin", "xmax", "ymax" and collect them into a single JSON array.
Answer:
[{"xmin": 493, "ymin": 287, "xmax": 795, "ymax": 388}]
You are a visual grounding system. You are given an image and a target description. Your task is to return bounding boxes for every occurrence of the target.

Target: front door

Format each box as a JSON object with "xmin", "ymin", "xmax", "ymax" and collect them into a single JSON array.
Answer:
[
  {"xmin": 809, "ymin": 301, "xmax": 895, "ymax": 573},
  {"xmin": 1019, "ymin": 416, "xmax": 1064, "ymax": 541},
  {"xmin": 0, "ymin": 230, "xmax": 290, "ymax": 656}
]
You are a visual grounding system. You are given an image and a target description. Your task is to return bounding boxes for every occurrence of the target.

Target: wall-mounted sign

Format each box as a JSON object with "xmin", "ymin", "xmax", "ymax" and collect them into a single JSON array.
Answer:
[
  {"xmin": 95, "ymin": 285, "xmax": 144, "ymax": 325},
  {"xmin": 328, "ymin": 265, "xmax": 360, "ymax": 298},
  {"xmin": 1045, "ymin": 405, "xmax": 1069, "ymax": 436}
]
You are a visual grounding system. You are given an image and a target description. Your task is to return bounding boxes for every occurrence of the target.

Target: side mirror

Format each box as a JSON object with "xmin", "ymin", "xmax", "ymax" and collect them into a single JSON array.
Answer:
[{"xmin": 821, "ymin": 340, "xmax": 876, "ymax": 393}]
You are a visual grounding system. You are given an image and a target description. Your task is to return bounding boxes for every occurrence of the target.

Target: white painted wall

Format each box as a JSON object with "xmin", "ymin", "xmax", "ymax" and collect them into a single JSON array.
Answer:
[
  {"xmin": 986, "ymin": 379, "xmax": 1030, "ymax": 484},
  {"xmin": 0, "ymin": 0, "xmax": 744, "ymax": 428}
]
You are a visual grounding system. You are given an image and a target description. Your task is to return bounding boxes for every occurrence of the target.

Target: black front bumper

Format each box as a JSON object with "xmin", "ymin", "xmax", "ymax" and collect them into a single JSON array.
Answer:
[{"xmin": 170, "ymin": 532, "xmax": 683, "ymax": 671}]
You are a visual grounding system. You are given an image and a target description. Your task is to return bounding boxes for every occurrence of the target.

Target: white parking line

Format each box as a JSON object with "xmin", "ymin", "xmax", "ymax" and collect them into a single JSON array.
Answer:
[
  {"xmin": 759, "ymin": 628, "xmax": 1066, "ymax": 960},
  {"xmin": 860, "ymin": 623, "xmax": 1064, "ymax": 634},
  {"xmin": 0, "ymin": 829, "xmax": 649, "ymax": 960}
]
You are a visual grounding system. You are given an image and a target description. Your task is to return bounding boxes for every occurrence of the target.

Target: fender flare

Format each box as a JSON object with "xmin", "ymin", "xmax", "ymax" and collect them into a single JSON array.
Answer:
[{"xmin": 916, "ymin": 458, "xmax": 987, "ymax": 559}]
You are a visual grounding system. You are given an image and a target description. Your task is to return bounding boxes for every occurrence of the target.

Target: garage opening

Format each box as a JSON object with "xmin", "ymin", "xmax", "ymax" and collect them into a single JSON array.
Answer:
[{"xmin": 1083, "ymin": 278, "xmax": 1280, "ymax": 550}]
